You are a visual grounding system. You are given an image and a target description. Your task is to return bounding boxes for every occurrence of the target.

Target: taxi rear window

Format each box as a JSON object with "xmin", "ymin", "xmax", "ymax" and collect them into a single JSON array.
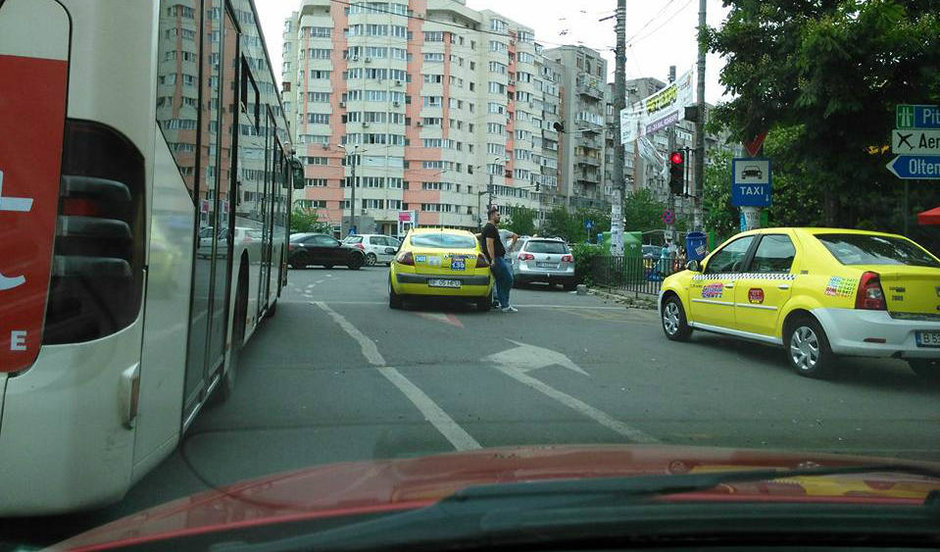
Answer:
[
  {"xmin": 411, "ymin": 233, "xmax": 477, "ymax": 249},
  {"xmin": 816, "ymin": 234, "xmax": 940, "ymax": 268}
]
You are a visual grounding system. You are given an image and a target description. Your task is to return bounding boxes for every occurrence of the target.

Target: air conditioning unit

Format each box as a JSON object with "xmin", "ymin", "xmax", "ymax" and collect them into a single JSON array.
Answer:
[
  {"xmin": 361, "ymin": 208, "xmax": 368, "ymax": 214},
  {"xmin": 416, "ymin": 121, "xmax": 423, "ymax": 127},
  {"xmin": 362, "ymin": 122, "xmax": 370, "ymax": 128},
  {"xmin": 393, "ymin": 101, "xmax": 400, "ymax": 107},
  {"xmin": 509, "ymin": 80, "xmax": 515, "ymax": 86},
  {"xmin": 351, "ymin": 55, "xmax": 359, "ymax": 62},
  {"xmin": 321, "ymin": 143, "xmax": 329, "ymax": 150},
  {"xmin": 364, "ymin": 57, "xmax": 372, "ymax": 63},
  {"xmin": 394, "ymin": 80, "xmax": 402, "ymax": 87},
  {"xmin": 339, "ymin": 101, "xmax": 346, "ymax": 108}
]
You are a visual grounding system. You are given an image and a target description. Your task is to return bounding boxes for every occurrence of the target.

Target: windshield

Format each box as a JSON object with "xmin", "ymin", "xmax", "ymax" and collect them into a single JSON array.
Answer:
[
  {"xmin": 10, "ymin": 0, "xmax": 940, "ymax": 550},
  {"xmin": 817, "ymin": 234, "xmax": 940, "ymax": 268},
  {"xmin": 410, "ymin": 233, "xmax": 478, "ymax": 249}
]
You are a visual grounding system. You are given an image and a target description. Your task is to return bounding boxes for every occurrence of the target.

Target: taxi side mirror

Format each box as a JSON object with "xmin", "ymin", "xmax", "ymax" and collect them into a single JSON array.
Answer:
[{"xmin": 686, "ymin": 260, "xmax": 702, "ymax": 272}]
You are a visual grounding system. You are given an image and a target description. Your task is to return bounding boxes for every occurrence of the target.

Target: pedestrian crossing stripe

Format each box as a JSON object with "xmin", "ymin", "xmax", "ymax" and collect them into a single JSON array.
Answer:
[{"xmin": 691, "ymin": 273, "xmax": 796, "ymax": 281}]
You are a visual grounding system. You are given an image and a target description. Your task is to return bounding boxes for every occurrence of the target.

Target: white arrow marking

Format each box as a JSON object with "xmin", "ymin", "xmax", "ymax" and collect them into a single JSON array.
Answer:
[
  {"xmin": 0, "ymin": 274, "xmax": 25, "ymax": 291},
  {"xmin": 484, "ymin": 339, "xmax": 588, "ymax": 376}
]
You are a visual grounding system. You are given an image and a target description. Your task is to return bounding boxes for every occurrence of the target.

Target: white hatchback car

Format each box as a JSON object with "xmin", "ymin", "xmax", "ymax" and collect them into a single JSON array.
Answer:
[{"xmin": 343, "ymin": 234, "xmax": 401, "ymax": 266}]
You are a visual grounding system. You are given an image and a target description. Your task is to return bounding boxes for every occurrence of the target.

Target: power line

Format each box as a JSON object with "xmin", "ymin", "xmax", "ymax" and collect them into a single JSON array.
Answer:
[
  {"xmin": 628, "ymin": 0, "xmax": 694, "ymax": 46},
  {"xmin": 628, "ymin": 0, "xmax": 677, "ymax": 40}
]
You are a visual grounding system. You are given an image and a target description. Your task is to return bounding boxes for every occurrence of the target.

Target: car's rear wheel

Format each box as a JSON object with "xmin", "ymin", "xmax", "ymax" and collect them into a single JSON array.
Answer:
[
  {"xmin": 786, "ymin": 316, "xmax": 834, "ymax": 379},
  {"xmin": 347, "ymin": 253, "xmax": 363, "ymax": 270},
  {"xmin": 909, "ymin": 359, "xmax": 940, "ymax": 382},
  {"xmin": 661, "ymin": 295, "xmax": 691, "ymax": 341},
  {"xmin": 365, "ymin": 253, "xmax": 377, "ymax": 266},
  {"xmin": 388, "ymin": 278, "xmax": 403, "ymax": 309},
  {"xmin": 476, "ymin": 296, "xmax": 491, "ymax": 312}
]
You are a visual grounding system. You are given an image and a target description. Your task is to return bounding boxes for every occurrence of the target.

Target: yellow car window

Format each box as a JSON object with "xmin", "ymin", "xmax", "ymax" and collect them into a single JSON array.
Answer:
[
  {"xmin": 705, "ymin": 236, "xmax": 755, "ymax": 274},
  {"xmin": 751, "ymin": 234, "xmax": 796, "ymax": 273}
]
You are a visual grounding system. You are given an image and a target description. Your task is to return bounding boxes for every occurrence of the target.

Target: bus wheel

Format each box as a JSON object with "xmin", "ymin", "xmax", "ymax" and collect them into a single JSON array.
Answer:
[{"xmin": 220, "ymin": 265, "xmax": 248, "ymax": 402}]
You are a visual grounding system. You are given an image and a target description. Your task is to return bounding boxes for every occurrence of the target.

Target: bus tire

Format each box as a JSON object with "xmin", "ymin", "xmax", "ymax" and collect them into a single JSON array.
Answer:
[{"xmin": 220, "ymin": 263, "xmax": 248, "ymax": 402}]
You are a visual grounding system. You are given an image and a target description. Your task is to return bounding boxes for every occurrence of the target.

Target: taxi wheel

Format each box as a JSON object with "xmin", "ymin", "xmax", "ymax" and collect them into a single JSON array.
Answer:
[
  {"xmin": 786, "ymin": 317, "xmax": 833, "ymax": 379},
  {"xmin": 661, "ymin": 295, "xmax": 691, "ymax": 342},
  {"xmin": 389, "ymin": 278, "xmax": 403, "ymax": 309},
  {"xmin": 908, "ymin": 359, "xmax": 940, "ymax": 382},
  {"xmin": 476, "ymin": 296, "xmax": 491, "ymax": 312}
]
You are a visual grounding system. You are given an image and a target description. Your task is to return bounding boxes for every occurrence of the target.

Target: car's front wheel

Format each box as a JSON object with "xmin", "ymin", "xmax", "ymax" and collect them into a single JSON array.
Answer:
[
  {"xmin": 347, "ymin": 253, "xmax": 363, "ymax": 270},
  {"xmin": 661, "ymin": 295, "xmax": 691, "ymax": 341},
  {"xmin": 909, "ymin": 359, "xmax": 939, "ymax": 382},
  {"xmin": 786, "ymin": 316, "xmax": 834, "ymax": 379}
]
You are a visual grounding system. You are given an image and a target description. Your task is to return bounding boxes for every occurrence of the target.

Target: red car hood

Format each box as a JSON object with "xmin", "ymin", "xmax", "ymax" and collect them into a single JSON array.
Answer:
[{"xmin": 58, "ymin": 444, "xmax": 940, "ymax": 550}]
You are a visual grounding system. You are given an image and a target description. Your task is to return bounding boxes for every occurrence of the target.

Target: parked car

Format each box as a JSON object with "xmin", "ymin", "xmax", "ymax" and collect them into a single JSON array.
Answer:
[
  {"xmin": 343, "ymin": 234, "xmax": 401, "ymax": 266},
  {"xmin": 659, "ymin": 228, "xmax": 940, "ymax": 379},
  {"xmin": 510, "ymin": 237, "xmax": 576, "ymax": 290},
  {"xmin": 288, "ymin": 233, "xmax": 365, "ymax": 270},
  {"xmin": 388, "ymin": 228, "xmax": 493, "ymax": 310},
  {"xmin": 198, "ymin": 226, "xmax": 260, "ymax": 259}
]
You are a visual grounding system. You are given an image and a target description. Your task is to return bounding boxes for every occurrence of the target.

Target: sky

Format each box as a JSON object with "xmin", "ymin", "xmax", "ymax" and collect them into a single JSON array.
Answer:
[{"xmin": 256, "ymin": 0, "xmax": 731, "ymax": 105}]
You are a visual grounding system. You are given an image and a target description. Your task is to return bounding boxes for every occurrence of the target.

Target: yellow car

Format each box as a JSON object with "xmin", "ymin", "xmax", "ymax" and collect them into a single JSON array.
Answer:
[
  {"xmin": 659, "ymin": 228, "xmax": 940, "ymax": 379},
  {"xmin": 389, "ymin": 228, "xmax": 494, "ymax": 311}
]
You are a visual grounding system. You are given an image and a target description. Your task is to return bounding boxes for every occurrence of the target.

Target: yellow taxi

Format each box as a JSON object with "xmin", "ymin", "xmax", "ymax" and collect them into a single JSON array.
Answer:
[
  {"xmin": 389, "ymin": 227, "xmax": 494, "ymax": 311},
  {"xmin": 659, "ymin": 228, "xmax": 940, "ymax": 379}
]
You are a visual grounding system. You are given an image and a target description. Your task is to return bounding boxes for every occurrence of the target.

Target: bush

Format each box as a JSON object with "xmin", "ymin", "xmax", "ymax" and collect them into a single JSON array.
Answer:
[{"xmin": 571, "ymin": 242, "xmax": 607, "ymax": 284}]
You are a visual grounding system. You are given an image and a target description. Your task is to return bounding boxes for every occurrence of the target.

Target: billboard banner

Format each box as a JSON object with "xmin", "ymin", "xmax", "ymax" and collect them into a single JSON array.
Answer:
[{"xmin": 620, "ymin": 68, "xmax": 694, "ymax": 144}]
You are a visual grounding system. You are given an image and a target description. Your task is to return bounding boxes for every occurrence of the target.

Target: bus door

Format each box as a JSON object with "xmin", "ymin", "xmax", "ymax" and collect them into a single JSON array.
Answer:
[
  {"xmin": 181, "ymin": 1, "xmax": 239, "ymax": 425},
  {"xmin": 256, "ymin": 109, "xmax": 275, "ymax": 316}
]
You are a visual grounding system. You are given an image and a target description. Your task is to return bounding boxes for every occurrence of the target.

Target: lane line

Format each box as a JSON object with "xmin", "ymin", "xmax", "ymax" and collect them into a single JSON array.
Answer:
[
  {"xmin": 314, "ymin": 302, "xmax": 385, "ymax": 366},
  {"xmin": 492, "ymin": 365, "xmax": 660, "ymax": 444},
  {"xmin": 313, "ymin": 301, "xmax": 481, "ymax": 451},
  {"xmin": 316, "ymin": 280, "xmax": 325, "ymax": 284},
  {"xmin": 376, "ymin": 366, "xmax": 482, "ymax": 451}
]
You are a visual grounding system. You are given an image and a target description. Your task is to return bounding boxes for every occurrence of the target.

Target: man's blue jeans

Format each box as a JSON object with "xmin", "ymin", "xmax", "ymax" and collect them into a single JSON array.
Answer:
[{"xmin": 491, "ymin": 256, "xmax": 514, "ymax": 309}]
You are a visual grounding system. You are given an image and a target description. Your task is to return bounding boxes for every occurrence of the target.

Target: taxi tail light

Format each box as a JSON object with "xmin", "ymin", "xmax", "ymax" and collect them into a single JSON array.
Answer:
[
  {"xmin": 43, "ymin": 119, "xmax": 145, "ymax": 345},
  {"xmin": 518, "ymin": 253, "xmax": 535, "ymax": 261},
  {"xmin": 561, "ymin": 254, "xmax": 574, "ymax": 263},
  {"xmin": 855, "ymin": 271, "xmax": 886, "ymax": 311},
  {"xmin": 396, "ymin": 251, "xmax": 415, "ymax": 266},
  {"xmin": 476, "ymin": 254, "xmax": 490, "ymax": 268}
]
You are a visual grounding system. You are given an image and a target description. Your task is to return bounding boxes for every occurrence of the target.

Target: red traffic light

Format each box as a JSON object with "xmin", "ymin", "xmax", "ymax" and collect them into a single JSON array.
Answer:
[{"xmin": 670, "ymin": 151, "xmax": 684, "ymax": 165}]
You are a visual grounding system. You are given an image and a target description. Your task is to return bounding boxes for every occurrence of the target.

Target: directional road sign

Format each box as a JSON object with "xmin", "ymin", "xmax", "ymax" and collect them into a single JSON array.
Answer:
[
  {"xmin": 886, "ymin": 155, "xmax": 940, "ymax": 180},
  {"xmin": 892, "ymin": 129, "xmax": 940, "ymax": 155},
  {"xmin": 897, "ymin": 104, "xmax": 940, "ymax": 129},
  {"xmin": 731, "ymin": 158, "xmax": 772, "ymax": 207}
]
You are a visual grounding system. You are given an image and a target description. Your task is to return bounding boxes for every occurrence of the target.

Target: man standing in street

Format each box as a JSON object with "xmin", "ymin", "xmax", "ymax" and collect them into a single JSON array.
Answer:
[{"xmin": 482, "ymin": 206, "xmax": 517, "ymax": 312}]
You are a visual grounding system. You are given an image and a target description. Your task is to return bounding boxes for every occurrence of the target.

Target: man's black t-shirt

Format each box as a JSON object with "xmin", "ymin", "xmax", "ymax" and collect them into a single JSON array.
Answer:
[{"xmin": 481, "ymin": 222, "xmax": 504, "ymax": 261}]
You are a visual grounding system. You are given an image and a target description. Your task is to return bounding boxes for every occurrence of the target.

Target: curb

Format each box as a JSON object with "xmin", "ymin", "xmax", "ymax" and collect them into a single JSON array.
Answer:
[{"xmin": 588, "ymin": 288, "xmax": 658, "ymax": 310}]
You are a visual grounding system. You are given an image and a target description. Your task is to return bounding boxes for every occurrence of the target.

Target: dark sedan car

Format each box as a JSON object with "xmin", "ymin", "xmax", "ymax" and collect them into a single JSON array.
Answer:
[{"xmin": 288, "ymin": 233, "xmax": 365, "ymax": 270}]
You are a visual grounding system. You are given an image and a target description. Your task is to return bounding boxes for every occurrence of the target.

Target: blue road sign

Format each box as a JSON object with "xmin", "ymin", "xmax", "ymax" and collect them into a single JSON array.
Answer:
[
  {"xmin": 585, "ymin": 219, "xmax": 594, "ymax": 230},
  {"xmin": 897, "ymin": 105, "xmax": 940, "ymax": 129},
  {"xmin": 731, "ymin": 158, "xmax": 772, "ymax": 207},
  {"xmin": 886, "ymin": 155, "xmax": 940, "ymax": 180}
]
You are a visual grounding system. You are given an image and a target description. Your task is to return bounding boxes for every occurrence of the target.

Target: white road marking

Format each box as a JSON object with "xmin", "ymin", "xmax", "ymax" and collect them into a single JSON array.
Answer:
[
  {"xmin": 316, "ymin": 280, "xmax": 324, "ymax": 284},
  {"xmin": 313, "ymin": 301, "xmax": 481, "ymax": 451},
  {"xmin": 485, "ymin": 340, "xmax": 588, "ymax": 376},
  {"xmin": 491, "ymin": 361, "xmax": 659, "ymax": 444},
  {"xmin": 377, "ymin": 366, "xmax": 481, "ymax": 451}
]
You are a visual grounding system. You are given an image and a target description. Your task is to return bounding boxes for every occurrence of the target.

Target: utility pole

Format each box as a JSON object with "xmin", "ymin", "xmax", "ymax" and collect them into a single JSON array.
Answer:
[
  {"xmin": 693, "ymin": 0, "xmax": 707, "ymax": 231},
  {"xmin": 666, "ymin": 67, "xmax": 676, "ymax": 255},
  {"xmin": 611, "ymin": 0, "xmax": 626, "ymax": 256},
  {"xmin": 350, "ymin": 148, "xmax": 358, "ymax": 233}
]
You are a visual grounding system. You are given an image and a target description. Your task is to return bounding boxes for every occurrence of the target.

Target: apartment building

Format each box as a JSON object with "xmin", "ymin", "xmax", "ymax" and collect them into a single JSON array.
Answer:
[
  {"xmin": 282, "ymin": 0, "xmax": 562, "ymax": 235},
  {"xmin": 544, "ymin": 46, "xmax": 610, "ymax": 212}
]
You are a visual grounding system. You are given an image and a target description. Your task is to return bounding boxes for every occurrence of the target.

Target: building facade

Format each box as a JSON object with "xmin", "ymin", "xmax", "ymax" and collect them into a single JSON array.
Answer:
[
  {"xmin": 281, "ymin": 0, "xmax": 565, "ymax": 235},
  {"xmin": 544, "ymin": 46, "xmax": 610, "ymax": 212}
]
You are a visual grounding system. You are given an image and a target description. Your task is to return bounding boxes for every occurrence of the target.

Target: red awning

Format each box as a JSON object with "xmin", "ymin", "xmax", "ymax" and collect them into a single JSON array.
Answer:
[{"xmin": 917, "ymin": 205, "xmax": 940, "ymax": 226}]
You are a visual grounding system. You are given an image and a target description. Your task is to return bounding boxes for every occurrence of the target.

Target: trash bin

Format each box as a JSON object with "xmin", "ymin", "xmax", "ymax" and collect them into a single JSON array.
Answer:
[{"xmin": 685, "ymin": 231, "xmax": 708, "ymax": 262}]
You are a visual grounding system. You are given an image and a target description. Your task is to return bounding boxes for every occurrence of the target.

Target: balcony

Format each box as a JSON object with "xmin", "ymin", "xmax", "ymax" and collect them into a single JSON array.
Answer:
[
  {"xmin": 576, "ymin": 82, "xmax": 605, "ymax": 100},
  {"xmin": 576, "ymin": 156, "xmax": 600, "ymax": 168},
  {"xmin": 576, "ymin": 170, "xmax": 600, "ymax": 183}
]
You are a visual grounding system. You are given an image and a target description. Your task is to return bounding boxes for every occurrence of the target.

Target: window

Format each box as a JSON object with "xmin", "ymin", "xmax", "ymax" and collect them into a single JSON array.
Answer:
[
  {"xmin": 423, "ymin": 53, "xmax": 444, "ymax": 63},
  {"xmin": 487, "ymin": 143, "xmax": 505, "ymax": 155},
  {"xmin": 305, "ymin": 178, "xmax": 328, "ymax": 187},
  {"xmin": 391, "ymin": 25, "xmax": 407, "ymax": 37},
  {"xmin": 310, "ymin": 70, "xmax": 330, "ymax": 79},
  {"xmin": 816, "ymin": 234, "xmax": 940, "ymax": 268},
  {"xmin": 489, "ymin": 82, "xmax": 505, "ymax": 94},
  {"xmin": 488, "ymin": 61, "xmax": 507, "ymax": 74},
  {"xmin": 423, "ymin": 74, "xmax": 443, "ymax": 84},
  {"xmin": 309, "ymin": 27, "xmax": 331, "ymax": 38},
  {"xmin": 422, "ymin": 117, "xmax": 442, "ymax": 126},
  {"xmin": 490, "ymin": 19, "xmax": 507, "ymax": 32},
  {"xmin": 422, "ymin": 96, "xmax": 442, "ymax": 107},
  {"xmin": 387, "ymin": 199, "xmax": 402, "ymax": 210},
  {"xmin": 363, "ymin": 199, "xmax": 385, "ymax": 209},
  {"xmin": 423, "ymin": 161, "xmax": 443, "ymax": 169},
  {"xmin": 749, "ymin": 235, "xmax": 798, "ymax": 273},
  {"xmin": 489, "ymin": 41, "xmax": 507, "ymax": 52},
  {"xmin": 307, "ymin": 113, "xmax": 330, "ymax": 124},
  {"xmin": 388, "ymin": 178, "xmax": 403, "ymax": 189},
  {"xmin": 705, "ymin": 236, "xmax": 755, "ymax": 274},
  {"xmin": 487, "ymin": 123, "xmax": 504, "ymax": 134},
  {"xmin": 307, "ymin": 92, "xmax": 331, "ymax": 102},
  {"xmin": 424, "ymin": 31, "xmax": 444, "ymax": 42}
]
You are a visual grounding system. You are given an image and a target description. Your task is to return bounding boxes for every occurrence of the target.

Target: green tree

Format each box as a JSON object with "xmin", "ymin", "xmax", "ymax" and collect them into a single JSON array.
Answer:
[
  {"xmin": 622, "ymin": 188, "xmax": 667, "ymax": 231},
  {"xmin": 541, "ymin": 205, "xmax": 583, "ymax": 242},
  {"xmin": 290, "ymin": 207, "xmax": 331, "ymax": 233},
  {"xmin": 501, "ymin": 204, "xmax": 536, "ymax": 236},
  {"xmin": 702, "ymin": 150, "xmax": 738, "ymax": 243},
  {"xmin": 706, "ymin": 0, "xmax": 940, "ymax": 232}
]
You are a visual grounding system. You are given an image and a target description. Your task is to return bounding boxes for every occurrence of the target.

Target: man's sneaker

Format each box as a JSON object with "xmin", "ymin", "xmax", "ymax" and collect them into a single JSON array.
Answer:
[{"xmin": 501, "ymin": 306, "xmax": 519, "ymax": 313}]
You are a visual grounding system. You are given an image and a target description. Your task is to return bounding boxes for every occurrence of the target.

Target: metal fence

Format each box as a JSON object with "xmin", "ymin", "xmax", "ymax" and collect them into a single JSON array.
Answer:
[{"xmin": 590, "ymin": 255, "xmax": 681, "ymax": 297}]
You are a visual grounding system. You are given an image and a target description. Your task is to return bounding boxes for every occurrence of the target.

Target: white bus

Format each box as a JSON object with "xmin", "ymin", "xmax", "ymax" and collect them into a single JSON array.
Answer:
[{"xmin": 0, "ymin": 0, "xmax": 303, "ymax": 515}]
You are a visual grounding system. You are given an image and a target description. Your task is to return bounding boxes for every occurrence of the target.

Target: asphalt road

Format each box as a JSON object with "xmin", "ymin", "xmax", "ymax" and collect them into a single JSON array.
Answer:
[{"xmin": 6, "ymin": 265, "xmax": 940, "ymax": 547}]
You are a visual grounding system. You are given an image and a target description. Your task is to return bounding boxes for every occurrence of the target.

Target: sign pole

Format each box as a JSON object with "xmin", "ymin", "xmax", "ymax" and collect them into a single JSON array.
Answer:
[{"xmin": 903, "ymin": 180, "xmax": 909, "ymax": 236}]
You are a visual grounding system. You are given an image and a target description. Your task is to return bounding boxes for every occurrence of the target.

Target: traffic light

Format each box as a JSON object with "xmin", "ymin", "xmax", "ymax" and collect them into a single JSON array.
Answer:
[{"xmin": 668, "ymin": 150, "xmax": 685, "ymax": 195}]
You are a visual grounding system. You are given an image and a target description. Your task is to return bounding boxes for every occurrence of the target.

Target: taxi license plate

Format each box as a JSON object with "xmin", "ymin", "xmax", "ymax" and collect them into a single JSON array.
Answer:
[
  {"xmin": 451, "ymin": 260, "xmax": 466, "ymax": 271},
  {"xmin": 429, "ymin": 279, "xmax": 461, "ymax": 289},
  {"xmin": 915, "ymin": 331, "xmax": 940, "ymax": 348}
]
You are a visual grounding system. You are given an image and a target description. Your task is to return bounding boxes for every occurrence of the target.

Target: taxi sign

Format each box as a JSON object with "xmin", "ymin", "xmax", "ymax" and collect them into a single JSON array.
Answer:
[{"xmin": 731, "ymin": 158, "xmax": 772, "ymax": 207}]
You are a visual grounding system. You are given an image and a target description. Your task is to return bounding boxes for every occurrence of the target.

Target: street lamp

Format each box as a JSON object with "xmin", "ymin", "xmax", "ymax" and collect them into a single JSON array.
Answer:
[{"xmin": 338, "ymin": 144, "xmax": 360, "ymax": 235}]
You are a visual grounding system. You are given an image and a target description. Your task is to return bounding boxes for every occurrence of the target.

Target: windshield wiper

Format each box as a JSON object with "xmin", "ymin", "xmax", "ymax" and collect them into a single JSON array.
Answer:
[{"xmin": 213, "ymin": 464, "xmax": 940, "ymax": 552}]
